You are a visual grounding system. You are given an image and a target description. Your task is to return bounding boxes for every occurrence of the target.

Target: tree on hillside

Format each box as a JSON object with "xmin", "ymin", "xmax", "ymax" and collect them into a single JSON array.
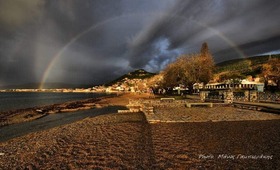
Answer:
[
  {"xmin": 162, "ymin": 57, "xmax": 184, "ymax": 87},
  {"xmin": 262, "ymin": 57, "xmax": 280, "ymax": 75},
  {"xmin": 146, "ymin": 74, "xmax": 163, "ymax": 88},
  {"xmin": 262, "ymin": 57, "xmax": 280, "ymax": 90},
  {"xmin": 201, "ymin": 42, "xmax": 209, "ymax": 56},
  {"xmin": 162, "ymin": 42, "xmax": 215, "ymax": 92},
  {"xmin": 218, "ymin": 71, "xmax": 246, "ymax": 83},
  {"xmin": 197, "ymin": 42, "xmax": 215, "ymax": 83}
]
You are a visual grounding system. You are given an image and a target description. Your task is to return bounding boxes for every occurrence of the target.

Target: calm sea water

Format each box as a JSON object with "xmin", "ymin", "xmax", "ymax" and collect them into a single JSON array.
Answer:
[
  {"xmin": 0, "ymin": 92, "xmax": 110, "ymax": 112},
  {"xmin": 0, "ymin": 105, "xmax": 126, "ymax": 142}
]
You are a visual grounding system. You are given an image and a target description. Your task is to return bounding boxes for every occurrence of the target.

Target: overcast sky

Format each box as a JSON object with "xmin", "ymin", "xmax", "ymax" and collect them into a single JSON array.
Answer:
[{"xmin": 0, "ymin": 0, "xmax": 279, "ymax": 87}]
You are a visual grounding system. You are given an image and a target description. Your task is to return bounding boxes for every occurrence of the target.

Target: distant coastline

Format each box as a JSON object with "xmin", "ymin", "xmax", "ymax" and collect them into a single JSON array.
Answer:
[{"xmin": 0, "ymin": 87, "xmax": 107, "ymax": 93}]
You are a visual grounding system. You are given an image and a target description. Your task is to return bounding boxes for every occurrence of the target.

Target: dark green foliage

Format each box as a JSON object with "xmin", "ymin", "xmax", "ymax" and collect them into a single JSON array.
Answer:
[
  {"xmin": 219, "ymin": 72, "xmax": 246, "ymax": 82},
  {"xmin": 215, "ymin": 54, "xmax": 280, "ymax": 77}
]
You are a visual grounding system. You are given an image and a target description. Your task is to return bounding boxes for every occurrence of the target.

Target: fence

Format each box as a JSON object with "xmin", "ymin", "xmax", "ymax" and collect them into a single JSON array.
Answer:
[
  {"xmin": 203, "ymin": 90, "xmax": 280, "ymax": 103},
  {"xmin": 258, "ymin": 92, "xmax": 280, "ymax": 103}
]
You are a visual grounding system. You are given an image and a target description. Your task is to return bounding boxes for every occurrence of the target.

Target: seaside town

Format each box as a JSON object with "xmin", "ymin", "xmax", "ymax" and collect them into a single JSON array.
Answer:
[{"xmin": 0, "ymin": 75, "xmax": 270, "ymax": 94}]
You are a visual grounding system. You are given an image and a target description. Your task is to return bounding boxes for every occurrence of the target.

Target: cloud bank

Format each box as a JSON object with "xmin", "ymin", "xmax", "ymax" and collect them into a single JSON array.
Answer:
[{"xmin": 0, "ymin": 0, "xmax": 279, "ymax": 87}]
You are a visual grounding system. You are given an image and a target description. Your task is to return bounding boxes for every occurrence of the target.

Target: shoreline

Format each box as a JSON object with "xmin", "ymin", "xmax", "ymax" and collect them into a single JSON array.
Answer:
[
  {"xmin": 1, "ymin": 93, "xmax": 280, "ymax": 168},
  {"xmin": 0, "ymin": 92, "xmax": 151, "ymax": 127},
  {"xmin": 1, "ymin": 92, "xmax": 280, "ymax": 127},
  {"xmin": 0, "ymin": 93, "xmax": 121, "ymax": 127},
  {"xmin": 0, "ymin": 105, "xmax": 127, "ymax": 143}
]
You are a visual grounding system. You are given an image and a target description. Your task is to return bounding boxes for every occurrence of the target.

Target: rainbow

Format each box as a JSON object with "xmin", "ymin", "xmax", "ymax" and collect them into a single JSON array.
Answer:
[
  {"xmin": 39, "ymin": 13, "xmax": 246, "ymax": 89},
  {"xmin": 39, "ymin": 15, "xmax": 132, "ymax": 89}
]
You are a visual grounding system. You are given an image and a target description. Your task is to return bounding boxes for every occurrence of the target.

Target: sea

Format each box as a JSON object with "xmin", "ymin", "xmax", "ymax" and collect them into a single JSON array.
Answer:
[
  {"xmin": 0, "ymin": 92, "xmax": 110, "ymax": 112},
  {"xmin": 0, "ymin": 92, "xmax": 125, "ymax": 142}
]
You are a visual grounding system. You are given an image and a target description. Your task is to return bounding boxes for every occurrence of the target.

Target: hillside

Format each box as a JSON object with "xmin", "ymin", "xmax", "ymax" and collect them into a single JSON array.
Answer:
[
  {"xmin": 215, "ymin": 54, "xmax": 280, "ymax": 78},
  {"xmin": 106, "ymin": 69, "xmax": 156, "ymax": 86}
]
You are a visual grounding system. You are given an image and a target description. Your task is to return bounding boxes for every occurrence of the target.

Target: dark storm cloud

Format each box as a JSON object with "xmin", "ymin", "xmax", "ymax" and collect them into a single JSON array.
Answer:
[
  {"xmin": 0, "ymin": 0, "xmax": 279, "ymax": 87},
  {"xmin": 0, "ymin": 0, "xmax": 45, "ymax": 85},
  {"xmin": 0, "ymin": 0, "xmax": 44, "ymax": 38},
  {"xmin": 0, "ymin": 0, "xmax": 126, "ymax": 86},
  {"xmin": 127, "ymin": 0, "xmax": 280, "ymax": 69},
  {"xmin": 215, "ymin": 35, "xmax": 280, "ymax": 61}
]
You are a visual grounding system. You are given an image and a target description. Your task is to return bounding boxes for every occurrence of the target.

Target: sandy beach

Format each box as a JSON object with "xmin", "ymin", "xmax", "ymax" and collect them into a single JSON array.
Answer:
[{"xmin": 0, "ymin": 93, "xmax": 280, "ymax": 169}]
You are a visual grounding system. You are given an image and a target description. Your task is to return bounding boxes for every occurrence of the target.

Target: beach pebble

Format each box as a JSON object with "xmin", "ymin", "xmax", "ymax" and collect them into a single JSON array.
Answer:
[{"xmin": 0, "ymin": 153, "xmax": 4, "ymax": 156}]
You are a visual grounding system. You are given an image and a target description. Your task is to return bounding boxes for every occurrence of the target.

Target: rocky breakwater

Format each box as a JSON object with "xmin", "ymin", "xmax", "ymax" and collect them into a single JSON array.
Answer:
[{"xmin": 0, "ymin": 98, "xmax": 101, "ymax": 127}]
